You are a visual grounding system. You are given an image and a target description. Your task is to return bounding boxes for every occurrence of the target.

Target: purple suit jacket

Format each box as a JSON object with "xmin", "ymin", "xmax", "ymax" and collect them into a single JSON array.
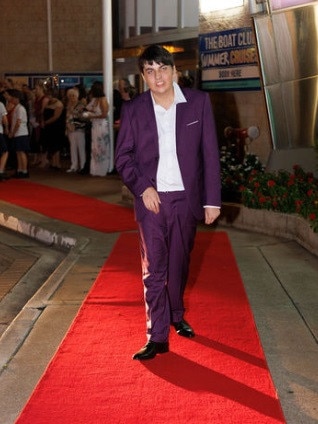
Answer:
[{"xmin": 115, "ymin": 87, "xmax": 221, "ymax": 221}]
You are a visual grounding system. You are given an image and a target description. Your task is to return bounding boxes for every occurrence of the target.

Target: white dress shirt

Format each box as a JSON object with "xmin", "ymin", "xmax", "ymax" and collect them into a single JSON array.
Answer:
[{"xmin": 152, "ymin": 82, "xmax": 186, "ymax": 192}]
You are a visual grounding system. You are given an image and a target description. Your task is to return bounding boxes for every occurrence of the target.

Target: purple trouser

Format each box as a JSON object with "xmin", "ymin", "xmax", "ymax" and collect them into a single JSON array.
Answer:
[{"xmin": 137, "ymin": 191, "xmax": 197, "ymax": 343}]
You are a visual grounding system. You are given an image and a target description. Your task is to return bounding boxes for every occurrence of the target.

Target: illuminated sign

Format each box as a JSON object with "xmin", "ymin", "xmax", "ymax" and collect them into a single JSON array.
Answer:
[
  {"xmin": 199, "ymin": 27, "xmax": 261, "ymax": 91},
  {"xmin": 59, "ymin": 76, "xmax": 80, "ymax": 87},
  {"xmin": 270, "ymin": 0, "xmax": 316, "ymax": 10}
]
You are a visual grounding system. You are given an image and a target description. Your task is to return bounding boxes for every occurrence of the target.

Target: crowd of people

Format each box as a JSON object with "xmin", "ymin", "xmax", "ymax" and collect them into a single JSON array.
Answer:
[
  {"xmin": 0, "ymin": 73, "xmax": 193, "ymax": 183},
  {"xmin": 0, "ymin": 77, "xmax": 135, "ymax": 181}
]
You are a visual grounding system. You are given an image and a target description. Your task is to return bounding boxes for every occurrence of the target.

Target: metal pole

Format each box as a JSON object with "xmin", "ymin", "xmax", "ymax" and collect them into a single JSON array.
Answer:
[{"xmin": 102, "ymin": 0, "xmax": 114, "ymax": 172}]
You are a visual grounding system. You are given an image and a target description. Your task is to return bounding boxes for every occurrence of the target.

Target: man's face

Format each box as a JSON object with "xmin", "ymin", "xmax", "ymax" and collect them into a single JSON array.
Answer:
[{"xmin": 142, "ymin": 62, "xmax": 176, "ymax": 97}]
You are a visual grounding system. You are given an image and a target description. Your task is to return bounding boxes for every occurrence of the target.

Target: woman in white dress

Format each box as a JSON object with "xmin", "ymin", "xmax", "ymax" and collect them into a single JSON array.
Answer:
[{"xmin": 85, "ymin": 82, "xmax": 110, "ymax": 176}]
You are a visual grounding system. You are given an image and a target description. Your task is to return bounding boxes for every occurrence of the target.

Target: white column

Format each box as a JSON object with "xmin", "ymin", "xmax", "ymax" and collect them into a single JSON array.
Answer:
[
  {"xmin": 47, "ymin": 0, "xmax": 53, "ymax": 72},
  {"xmin": 102, "ymin": 0, "xmax": 114, "ymax": 172}
]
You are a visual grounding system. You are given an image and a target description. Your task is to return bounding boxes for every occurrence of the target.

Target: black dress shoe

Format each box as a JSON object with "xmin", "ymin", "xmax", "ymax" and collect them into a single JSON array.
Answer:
[
  {"xmin": 173, "ymin": 319, "xmax": 195, "ymax": 338},
  {"xmin": 132, "ymin": 341, "xmax": 169, "ymax": 360},
  {"xmin": 14, "ymin": 171, "xmax": 29, "ymax": 179}
]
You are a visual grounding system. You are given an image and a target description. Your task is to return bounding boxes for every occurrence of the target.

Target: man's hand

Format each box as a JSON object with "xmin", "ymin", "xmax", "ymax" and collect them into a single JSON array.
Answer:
[
  {"xmin": 205, "ymin": 207, "xmax": 220, "ymax": 225},
  {"xmin": 142, "ymin": 187, "xmax": 161, "ymax": 214}
]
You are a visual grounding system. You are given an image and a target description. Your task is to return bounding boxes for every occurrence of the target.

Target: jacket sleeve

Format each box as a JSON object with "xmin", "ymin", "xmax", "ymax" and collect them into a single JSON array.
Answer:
[
  {"xmin": 201, "ymin": 92, "xmax": 221, "ymax": 207},
  {"xmin": 115, "ymin": 101, "xmax": 153, "ymax": 198}
]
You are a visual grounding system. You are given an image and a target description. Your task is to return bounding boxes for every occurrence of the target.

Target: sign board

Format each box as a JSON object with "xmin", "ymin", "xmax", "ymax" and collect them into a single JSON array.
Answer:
[{"xmin": 199, "ymin": 27, "xmax": 261, "ymax": 91}]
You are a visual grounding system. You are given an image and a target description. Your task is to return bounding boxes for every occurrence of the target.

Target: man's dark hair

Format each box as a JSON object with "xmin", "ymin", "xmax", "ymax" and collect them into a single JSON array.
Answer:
[{"xmin": 138, "ymin": 44, "xmax": 174, "ymax": 73}]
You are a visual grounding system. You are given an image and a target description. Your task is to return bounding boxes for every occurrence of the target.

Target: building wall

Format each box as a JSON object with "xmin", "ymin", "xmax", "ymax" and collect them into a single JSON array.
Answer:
[
  {"xmin": 0, "ymin": 0, "xmax": 103, "ymax": 74},
  {"xmin": 254, "ymin": 4, "xmax": 318, "ymax": 150}
]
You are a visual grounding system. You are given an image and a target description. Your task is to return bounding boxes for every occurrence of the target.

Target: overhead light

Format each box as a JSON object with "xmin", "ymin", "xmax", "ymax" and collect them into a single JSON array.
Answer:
[
  {"xmin": 200, "ymin": 0, "xmax": 244, "ymax": 12},
  {"xmin": 162, "ymin": 45, "xmax": 184, "ymax": 54}
]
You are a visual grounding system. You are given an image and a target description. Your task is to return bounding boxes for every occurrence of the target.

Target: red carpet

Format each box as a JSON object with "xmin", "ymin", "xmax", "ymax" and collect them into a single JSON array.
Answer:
[
  {"xmin": 0, "ymin": 179, "xmax": 135, "ymax": 232},
  {"xmin": 16, "ymin": 232, "xmax": 285, "ymax": 424}
]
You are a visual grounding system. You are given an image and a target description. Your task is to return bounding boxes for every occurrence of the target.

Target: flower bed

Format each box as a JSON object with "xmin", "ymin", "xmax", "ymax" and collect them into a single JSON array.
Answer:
[{"xmin": 220, "ymin": 146, "xmax": 318, "ymax": 233}]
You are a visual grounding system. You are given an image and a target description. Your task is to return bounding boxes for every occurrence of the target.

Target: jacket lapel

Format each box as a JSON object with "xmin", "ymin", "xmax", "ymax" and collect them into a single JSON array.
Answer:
[
  {"xmin": 141, "ymin": 91, "xmax": 159, "ymax": 148},
  {"xmin": 176, "ymin": 99, "xmax": 191, "ymax": 148}
]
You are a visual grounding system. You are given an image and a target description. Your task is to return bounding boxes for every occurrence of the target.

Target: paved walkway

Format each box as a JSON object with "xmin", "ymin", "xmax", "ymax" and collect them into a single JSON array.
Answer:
[{"xmin": 0, "ymin": 167, "xmax": 317, "ymax": 424}]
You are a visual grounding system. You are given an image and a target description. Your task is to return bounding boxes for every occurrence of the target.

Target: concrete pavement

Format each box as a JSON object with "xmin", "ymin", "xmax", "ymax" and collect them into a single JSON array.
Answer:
[{"xmin": 0, "ymin": 167, "xmax": 317, "ymax": 424}]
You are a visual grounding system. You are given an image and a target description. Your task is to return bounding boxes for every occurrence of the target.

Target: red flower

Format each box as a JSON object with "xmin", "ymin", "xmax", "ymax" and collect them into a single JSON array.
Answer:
[
  {"xmin": 287, "ymin": 177, "xmax": 295, "ymax": 186},
  {"xmin": 309, "ymin": 213, "xmax": 316, "ymax": 221},
  {"xmin": 267, "ymin": 180, "xmax": 276, "ymax": 187},
  {"xmin": 295, "ymin": 199, "xmax": 303, "ymax": 212},
  {"xmin": 259, "ymin": 196, "xmax": 266, "ymax": 204},
  {"xmin": 307, "ymin": 189, "xmax": 314, "ymax": 197}
]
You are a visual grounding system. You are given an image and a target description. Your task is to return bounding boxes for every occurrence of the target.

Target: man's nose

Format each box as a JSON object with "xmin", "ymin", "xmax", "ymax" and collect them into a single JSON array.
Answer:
[{"xmin": 154, "ymin": 69, "xmax": 162, "ymax": 79}]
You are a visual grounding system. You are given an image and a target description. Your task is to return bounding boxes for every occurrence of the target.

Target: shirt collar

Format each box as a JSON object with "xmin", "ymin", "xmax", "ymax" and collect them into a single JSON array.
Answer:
[
  {"xmin": 150, "ymin": 81, "xmax": 187, "ymax": 107},
  {"xmin": 173, "ymin": 81, "xmax": 187, "ymax": 104}
]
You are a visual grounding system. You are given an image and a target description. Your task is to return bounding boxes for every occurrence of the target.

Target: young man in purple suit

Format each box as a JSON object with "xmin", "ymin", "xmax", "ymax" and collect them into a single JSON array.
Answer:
[{"xmin": 115, "ymin": 45, "xmax": 221, "ymax": 360}]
